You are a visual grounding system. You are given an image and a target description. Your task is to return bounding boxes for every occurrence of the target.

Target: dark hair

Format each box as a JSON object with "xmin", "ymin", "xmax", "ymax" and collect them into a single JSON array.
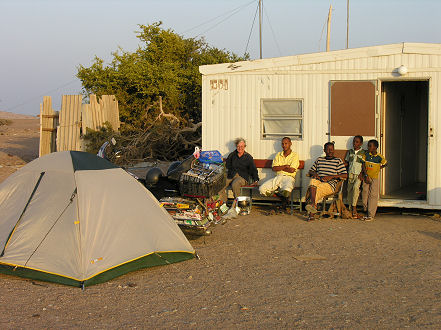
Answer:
[
  {"xmin": 354, "ymin": 135, "xmax": 363, "ymax": 143},
  {"xmin": 282, "ymin": 136, "xmax": 291, "ymax": 142},
  {"xmin": 324, "ymin": 142, "xmax": 335, "ymax": 150},
  {"xmin": 368, "ymin": 139, "xmax": 379, "ymax": 148}
]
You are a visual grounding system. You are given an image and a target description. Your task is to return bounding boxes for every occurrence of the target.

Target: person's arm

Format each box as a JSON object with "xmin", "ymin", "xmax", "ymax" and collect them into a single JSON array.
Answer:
[
  {"xmin": 248, "ymin": 155, "xmax": 259, "ymax": 184},
  {"xmin": 274, "ymin": 153, "xmax": 299, "ymax": 173},
  {"xmin": 343, "ymin": 150, "xmax": 350, "ymax": 167},
  {"xmin": 359, "ymin": 162, "xmax": 367, "ymax": 180},
  {"xmin": 272, "ymin": 165, "xmax": 289, "ymax": 172},
  {"xmin": 271, "ymin": 153, "xmax": 286, "ymax": 172},
  {"xmin": 308, "ymin": 160, "xmax": 320, "ymax": 179},
  {"xmin": 380, "ymin": 156, "xmax": 388, "ymax": 169},
  {"xmin": 225, "ymin": 152, "xmax": 233, "ymax": 170},
  {"xmin": 282, "ymin": 152, "xmax": 299, "ymax": 174}
]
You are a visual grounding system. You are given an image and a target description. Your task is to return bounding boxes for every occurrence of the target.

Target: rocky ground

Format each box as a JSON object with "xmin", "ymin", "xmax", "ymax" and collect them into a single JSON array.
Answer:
[{"xmin": 0, "ymin": 118, "xmax": 440, "ymax": 328}]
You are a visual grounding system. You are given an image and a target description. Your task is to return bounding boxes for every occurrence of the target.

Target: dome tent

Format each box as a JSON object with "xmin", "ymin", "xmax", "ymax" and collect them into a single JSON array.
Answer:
[{"xmin": 0, "ymin": 151, "xmax": 195, "ymax": 287}]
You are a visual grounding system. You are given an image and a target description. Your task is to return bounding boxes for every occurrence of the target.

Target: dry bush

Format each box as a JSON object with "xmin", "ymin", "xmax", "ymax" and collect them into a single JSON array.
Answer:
[{"xmin": 0, "ymin": 119, "xmax": 12, "ymax": 126}]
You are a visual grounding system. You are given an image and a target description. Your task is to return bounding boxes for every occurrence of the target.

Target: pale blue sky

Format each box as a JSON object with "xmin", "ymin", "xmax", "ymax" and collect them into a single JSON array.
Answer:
[{"xmin": 1, "ymin": 0, "xmax": 440, "ymax": 115}]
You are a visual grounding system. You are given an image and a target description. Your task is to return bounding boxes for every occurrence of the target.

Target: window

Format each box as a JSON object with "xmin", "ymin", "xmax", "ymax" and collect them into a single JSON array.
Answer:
[{"xmin": 261, "ymin": 99, "xmax": 303, "ymax": 139}]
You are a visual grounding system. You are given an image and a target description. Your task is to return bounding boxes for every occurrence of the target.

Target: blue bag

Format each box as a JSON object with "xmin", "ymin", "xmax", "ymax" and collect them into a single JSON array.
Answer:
[{"xmin": 199, "ymin": 150, "xmax": 223, "ymax": 164}]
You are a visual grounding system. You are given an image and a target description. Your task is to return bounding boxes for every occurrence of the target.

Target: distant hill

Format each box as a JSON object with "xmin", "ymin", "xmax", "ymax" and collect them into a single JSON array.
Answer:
[{"xmin": 0, "ymin": 111, "xmax": 37, "ymax": 119}]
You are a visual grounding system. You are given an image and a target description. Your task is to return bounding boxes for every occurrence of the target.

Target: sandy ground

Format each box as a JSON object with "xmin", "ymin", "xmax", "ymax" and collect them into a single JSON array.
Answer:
[
  {"xmin": 0, "ymin": 119, "xmax": 441, "ymax": 328},
  {"xmin": 0, "ymin": 118, "xmax": 39, "ymax": 183}
]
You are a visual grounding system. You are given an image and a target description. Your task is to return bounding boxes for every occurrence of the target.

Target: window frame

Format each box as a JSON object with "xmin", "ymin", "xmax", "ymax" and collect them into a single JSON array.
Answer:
[{"xmin": 260, "ymin": 98, "xmax": 304, "ymax": 140}]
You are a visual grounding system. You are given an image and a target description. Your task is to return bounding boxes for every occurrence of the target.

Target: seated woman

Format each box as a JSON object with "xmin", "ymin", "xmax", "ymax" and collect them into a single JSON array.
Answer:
[
  {"xmin": 305, "ymin": 142, "xmax": 347, "ymax": 219},
  {"xmin": 219, "ymin": 137, "xmax": 259, "ymax": 202}
]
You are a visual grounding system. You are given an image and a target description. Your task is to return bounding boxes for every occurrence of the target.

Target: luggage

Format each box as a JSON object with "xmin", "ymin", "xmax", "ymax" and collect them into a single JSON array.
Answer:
[{"xmin": 179, "ymin": 160, "xmax": 225, "ymax": 198}]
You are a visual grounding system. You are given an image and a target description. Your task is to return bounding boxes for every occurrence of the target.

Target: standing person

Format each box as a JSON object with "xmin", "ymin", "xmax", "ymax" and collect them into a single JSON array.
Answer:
[
  {"xmin": 344, "ymin": 135, "xmax": 365, "ymax": 219},
  {"xmin": 219, "ymin": 137, "xmax": 259, "ymax": 202},
  {"xmin": 259, "ymin": 137, "xmax": 299, "ymax": 199},
  {"xmin": 305, "ymin": 142, "xmax": 348, "ymax": 220},
  {"xmin": 361, "ymin": 139, "xmax": 388, "ymax": 221}
]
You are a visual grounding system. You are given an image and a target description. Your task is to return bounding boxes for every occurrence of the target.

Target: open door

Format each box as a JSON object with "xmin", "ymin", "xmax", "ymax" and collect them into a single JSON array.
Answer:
[
  {"xmin": 380, "ymin": 81, "xmax": 428, "ymax": 200},
  {"xmin": 329, "ymin": 81, "xmax": 378, "ymax": 159}
]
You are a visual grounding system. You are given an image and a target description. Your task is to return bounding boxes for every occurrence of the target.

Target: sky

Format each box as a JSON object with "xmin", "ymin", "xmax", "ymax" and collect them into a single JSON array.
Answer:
[{"xmin": 1, "ymin": 0, "xmax": 441, "ymax": 115}]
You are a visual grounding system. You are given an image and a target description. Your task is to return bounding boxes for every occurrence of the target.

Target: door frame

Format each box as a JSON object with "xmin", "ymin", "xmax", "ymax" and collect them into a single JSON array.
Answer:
[{"xmin": 378, "ymin": 77, "xmax": 431, "ymax": 199}]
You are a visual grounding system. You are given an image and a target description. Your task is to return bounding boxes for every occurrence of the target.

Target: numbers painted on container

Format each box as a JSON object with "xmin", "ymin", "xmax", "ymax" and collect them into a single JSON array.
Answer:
[{"xmin": 210, "ymin": 79, "xmax": 228, "ymax": 90}]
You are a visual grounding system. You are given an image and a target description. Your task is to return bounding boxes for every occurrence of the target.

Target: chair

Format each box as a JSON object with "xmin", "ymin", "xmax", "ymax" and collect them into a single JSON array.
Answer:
[
  {"xmin": 304, "ymin": 178, "xmax": 346, "ymax": 220},
  {"xmin": 319, "ymin": 179, "xmax": 346, "ymax": 219}
]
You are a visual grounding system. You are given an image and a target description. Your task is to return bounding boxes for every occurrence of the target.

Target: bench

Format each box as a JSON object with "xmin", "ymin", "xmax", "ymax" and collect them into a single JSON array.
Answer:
[{"xmin": 239, "ymin": 159, "xmax": 305, "ymax": 215}]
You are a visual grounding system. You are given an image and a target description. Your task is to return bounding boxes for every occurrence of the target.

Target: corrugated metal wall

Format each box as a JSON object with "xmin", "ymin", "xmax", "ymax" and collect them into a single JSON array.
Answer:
[{"xmin": 202, "ymin": 49, "xmax": 441, "ymax": 207}]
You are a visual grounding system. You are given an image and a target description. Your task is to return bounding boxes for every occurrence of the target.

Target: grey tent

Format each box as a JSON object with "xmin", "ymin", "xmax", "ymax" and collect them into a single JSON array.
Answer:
[{"xmin": 0, "ymin": 151, "xmax": 195, "ymax": 287}]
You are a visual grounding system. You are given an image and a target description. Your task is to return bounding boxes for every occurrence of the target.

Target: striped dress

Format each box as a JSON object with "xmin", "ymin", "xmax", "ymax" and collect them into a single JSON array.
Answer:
[{"xmin": 310, "ymin": 156, "xmax": 347, "ymax": 190}]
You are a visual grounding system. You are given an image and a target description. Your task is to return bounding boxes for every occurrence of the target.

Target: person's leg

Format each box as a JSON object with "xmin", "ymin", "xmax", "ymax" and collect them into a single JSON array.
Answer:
[
  {"xmin": 259, "ymin": 177, "xmax": 277, "ymax": 196},
  {"xmin": 306, "ymin": 181, "xmax": 334, "ymax": 216},
  {"xmin": 219, "ymin": 177, "xmax": 234, "ymax": 202},
  {"xmin": 351, "ymin": 176, "xmax": 362, "ymax": 217},
  {"xmin": 279, "ymin": 176, "xmax": 295, "ymax": 198},
  {"xmin": 305, "ymin": 179, "xmax": 320, "ymax": 214},
  {"xmin": 314, "ymin": 182, "xmax": 334, "ymax": 204},
  {"xmin": 361, "ymin": 180, "xmax": 370, "ymax": 213},
  {"xmin": 367, "ymin": 178, "xmax": 379, "ymax": 218},
  {"xmin": 346, "ymin": 174, "xmax": 355, "ymax": 209},
  {"xmin": 231, "ymin": 175, "xmax": 247, "ymax": 198}
]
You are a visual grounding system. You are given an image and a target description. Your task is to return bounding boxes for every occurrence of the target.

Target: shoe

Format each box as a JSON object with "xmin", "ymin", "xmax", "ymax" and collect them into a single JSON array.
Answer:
[
  {"xmin": 362, "ymin": 216, "xmax": 373, "ymax": 221},
  {"xmin": 281, "ymin": 190, "xmax": 291, "ymax": 198},
  {"xmin": 305, "ymin": 204, "xmax": 317, "ymax": 214}
]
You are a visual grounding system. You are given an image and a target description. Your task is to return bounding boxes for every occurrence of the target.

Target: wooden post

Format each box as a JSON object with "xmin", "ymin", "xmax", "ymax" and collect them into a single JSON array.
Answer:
[
  {"xmin": 326, "ymin": 4, "xmax": 332, "ymax": 52},
  {"xmin": 39, "ymin": 96, "xmax": 59, "ymax": 156},
  {"xmin": 57, "ymin": 95, "xmax": 82, "ymax": 152}
]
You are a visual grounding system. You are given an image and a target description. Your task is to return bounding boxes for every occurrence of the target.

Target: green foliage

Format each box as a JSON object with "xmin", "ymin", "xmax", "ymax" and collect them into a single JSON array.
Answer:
[
  {"xmin": 83, "ymin": 123, "xmax": 117, "ymax": 154},
  {"xmin": 77, "ymin": 22, "xmax": 247, "ymax": 129}
]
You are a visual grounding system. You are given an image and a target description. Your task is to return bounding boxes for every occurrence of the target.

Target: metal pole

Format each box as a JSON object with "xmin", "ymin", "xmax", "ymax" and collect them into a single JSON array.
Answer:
[
  {"xmin": 346, "ymin": 0, "xmax": 349, "ymax": 49},
  {"xmin": 259, "ymin": 0, "xmax": 262, "ymax": 59},
  {"xmin": 326, "ymin": 5, "xmax": 332, "ymax": 52}
]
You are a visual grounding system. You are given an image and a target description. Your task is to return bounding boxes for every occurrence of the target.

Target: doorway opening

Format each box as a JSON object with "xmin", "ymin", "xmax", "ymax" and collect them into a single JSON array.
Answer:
[{"xmin": 381, "ymin": 81, "xmax": 428, "ymax": 200}]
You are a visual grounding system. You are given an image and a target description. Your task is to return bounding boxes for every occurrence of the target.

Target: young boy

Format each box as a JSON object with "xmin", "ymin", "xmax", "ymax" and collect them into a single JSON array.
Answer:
[
  {"xmin": 361, "ymin": 139, "xmax": 387, "ymax": 221},
  {"xmin": 344, "ymin": 135, "xmax": 365, "ymax": 219}
]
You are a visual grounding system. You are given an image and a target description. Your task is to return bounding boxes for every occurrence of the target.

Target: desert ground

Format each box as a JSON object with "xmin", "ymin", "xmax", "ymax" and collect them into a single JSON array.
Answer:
[{"xmin": 0, "ymin": 117, "xmax": 441, "ymax": 328}]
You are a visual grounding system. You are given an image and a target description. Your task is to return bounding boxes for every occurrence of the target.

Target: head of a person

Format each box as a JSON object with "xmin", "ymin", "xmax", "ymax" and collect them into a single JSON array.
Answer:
[
  {"xmin": 324, "ymin": 142, "xmax": 335, "ymax": 158},
  {"xmin": 353, "ymin": 135, "xmax": 363, "ymax": 150},
  {"xmin": 281, "ymin": 137, "xmax": 292, "ymax": 152},
  {"xmin": 368, "ymin": 139, "xmax": 379, "ymax": 153},
  {"xmin": 235, "ymin": 137, "xmax": 246, "ymax": 155}
]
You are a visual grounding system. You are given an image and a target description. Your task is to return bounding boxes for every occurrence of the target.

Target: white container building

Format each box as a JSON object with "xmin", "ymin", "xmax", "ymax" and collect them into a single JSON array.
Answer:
[{"xmin": 199, "ymin": 43, "xmax": 441, "ymax": 209}]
